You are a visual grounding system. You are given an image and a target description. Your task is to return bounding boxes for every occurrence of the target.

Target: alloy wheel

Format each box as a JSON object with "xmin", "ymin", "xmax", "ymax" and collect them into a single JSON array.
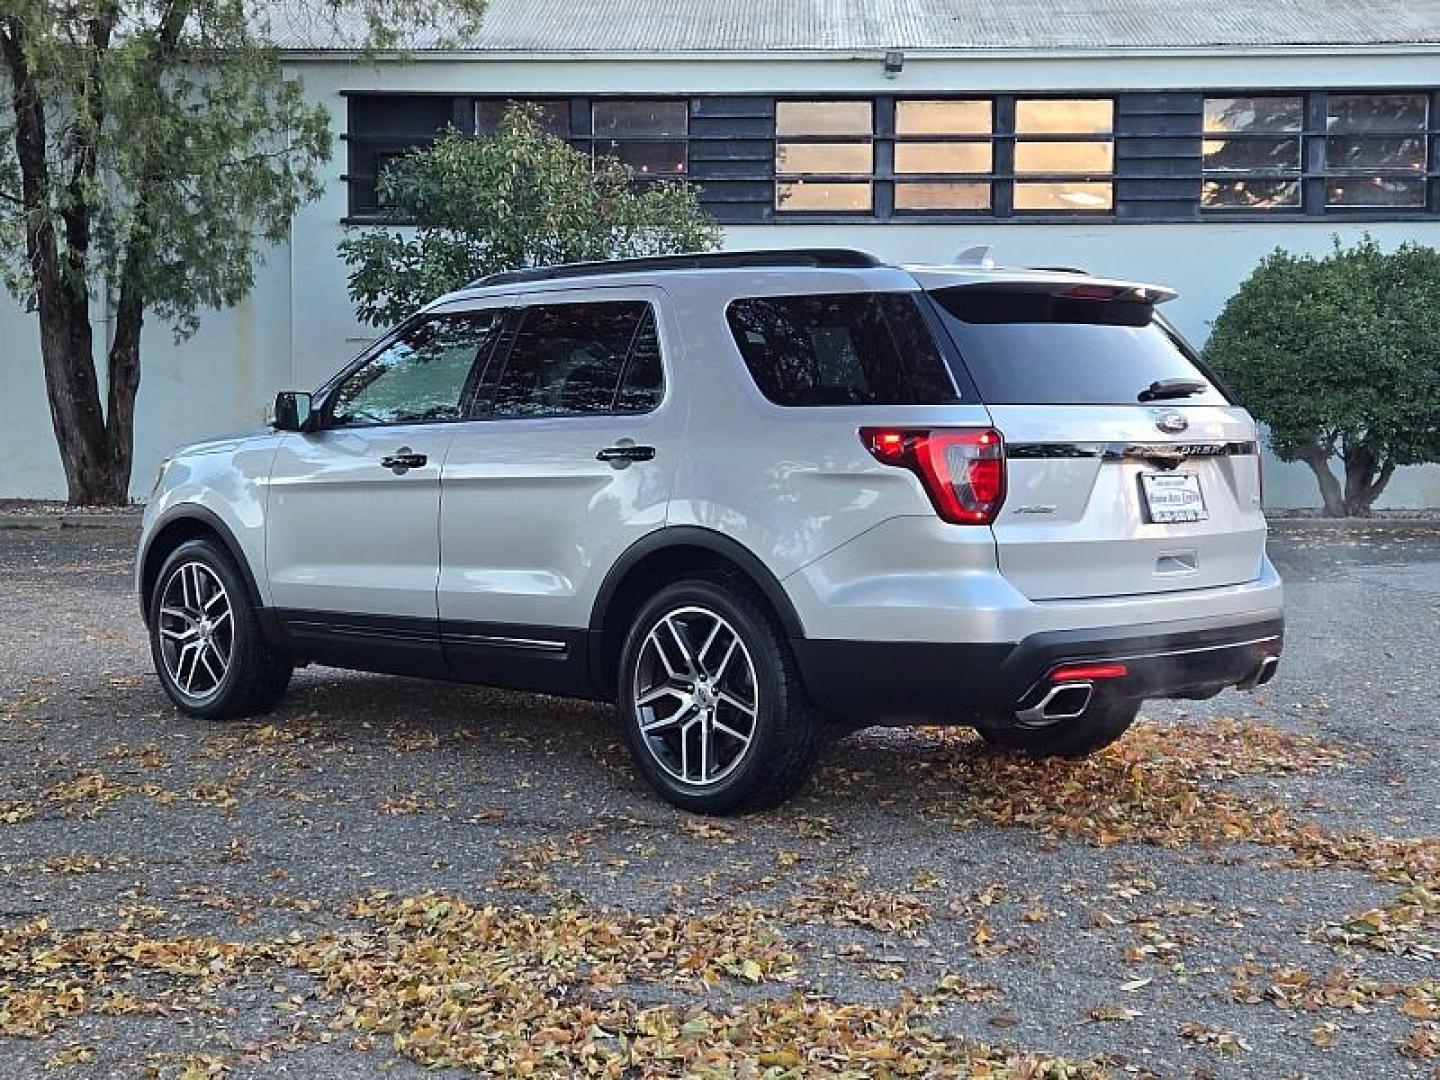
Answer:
[
  {"xmin": 156, "ymin": 561, "xmax": 234, "ymax": 702},
  {"xmin": 631, "ymin": 605, "xmax": 759, "ymax": 788}
]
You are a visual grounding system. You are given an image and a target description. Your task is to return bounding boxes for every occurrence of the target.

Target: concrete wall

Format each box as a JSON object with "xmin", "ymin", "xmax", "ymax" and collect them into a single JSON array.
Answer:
[{"xmin": 2, "ymin": 49, "xmax": 1438, "ymax": 508}]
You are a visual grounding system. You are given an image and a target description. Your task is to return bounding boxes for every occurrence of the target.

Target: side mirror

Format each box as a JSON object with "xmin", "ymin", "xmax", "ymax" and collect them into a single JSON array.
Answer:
[{"xmin": 271, "ymin": 391, "xmax": 314, "ymax": 432}]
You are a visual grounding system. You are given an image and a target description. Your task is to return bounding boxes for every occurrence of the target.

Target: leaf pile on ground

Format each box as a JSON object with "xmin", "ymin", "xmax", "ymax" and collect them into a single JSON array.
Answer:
[
  {"xmin": 299, "ymin": 891, "xmax": 1098, "ymax": 1076},
  {"xmin": 785, "ymin": 874, "xmax": 933, "ymax": 934},
  {"xmin": 908, "ymin": 719, "xmax": 1435, "ymax": 886}
]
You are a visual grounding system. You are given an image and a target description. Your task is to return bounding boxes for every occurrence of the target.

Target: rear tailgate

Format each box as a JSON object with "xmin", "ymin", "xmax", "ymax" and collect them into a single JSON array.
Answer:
[
  {"xmin": 928, "ymin": 280, "xmax": 1266, "ymax": 601},
  {"xmin": 985, "ymin": 404, "xmax": 1264, "ymax": 599}
]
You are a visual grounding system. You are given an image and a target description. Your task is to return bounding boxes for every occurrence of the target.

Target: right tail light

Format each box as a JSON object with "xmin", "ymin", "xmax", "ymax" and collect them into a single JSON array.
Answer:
[{"xmin": 860, "ymin": 427, "xmax": 1006, "ymax": 525}]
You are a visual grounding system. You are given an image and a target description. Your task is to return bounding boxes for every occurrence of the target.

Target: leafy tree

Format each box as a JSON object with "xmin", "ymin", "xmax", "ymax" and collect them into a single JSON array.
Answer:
[
  {"xmin": 340, "ymin": 107, "xmax": 722, "ymax": 327},
  {"xmin": 1206, "ymin": 236, "xmax": 1440, "ymax": 517},
  {"xmin": 0, "ymin": 1, "xmax": 483, "ymax": 504}
]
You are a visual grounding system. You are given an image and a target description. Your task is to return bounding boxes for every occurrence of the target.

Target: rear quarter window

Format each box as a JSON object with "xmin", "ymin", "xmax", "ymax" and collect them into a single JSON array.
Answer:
[
  {"xmin": 931, "ymin": 287, "xmax": 1229, "ymax": 406},
  {"xmin": 726, "ymin": 292, "xmax": 960, "ymax": 407}
]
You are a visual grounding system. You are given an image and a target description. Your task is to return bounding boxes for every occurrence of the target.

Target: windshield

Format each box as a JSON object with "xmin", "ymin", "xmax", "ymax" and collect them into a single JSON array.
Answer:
[{"xmin": 930, "ymin": 286, "xmax": 1229, "ymax": 407}]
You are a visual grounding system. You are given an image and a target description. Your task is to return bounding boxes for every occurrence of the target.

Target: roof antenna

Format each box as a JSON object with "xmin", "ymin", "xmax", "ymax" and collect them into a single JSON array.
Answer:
[{"xmin": 954, "ymin": 245, "xmax": 994, "ymax": 269}]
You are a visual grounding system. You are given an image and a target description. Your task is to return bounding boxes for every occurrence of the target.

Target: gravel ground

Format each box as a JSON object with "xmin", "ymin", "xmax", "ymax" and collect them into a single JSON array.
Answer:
[{"xmin": 0, "ymin": 522, "xmax": 1435, "ymax": 1078}]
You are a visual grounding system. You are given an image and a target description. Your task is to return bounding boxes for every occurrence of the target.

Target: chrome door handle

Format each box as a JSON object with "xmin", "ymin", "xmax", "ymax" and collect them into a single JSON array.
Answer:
[
  {"xmin": 380, "ymin": 449, "xmax": 428, "ymax": 471},
  {"xmin": 596, "ymin": 445, "xmax": 656, "ymax": 463}
]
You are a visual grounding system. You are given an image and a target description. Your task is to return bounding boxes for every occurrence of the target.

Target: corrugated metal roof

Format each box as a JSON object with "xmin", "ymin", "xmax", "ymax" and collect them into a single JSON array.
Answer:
[{"xmin": 269, "ymin": 0, "xmax": 1440, "ymax": 52}]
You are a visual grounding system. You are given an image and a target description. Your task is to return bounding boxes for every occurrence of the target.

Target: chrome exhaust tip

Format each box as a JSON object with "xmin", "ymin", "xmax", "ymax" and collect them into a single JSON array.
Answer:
[
  {"xmin": 1238, "ymin": 655, "xmax": 1280, "ymax": 691},
  {"xmin": 1015, "ymin": 682, "xmax": 1094, "ymax": 728}
]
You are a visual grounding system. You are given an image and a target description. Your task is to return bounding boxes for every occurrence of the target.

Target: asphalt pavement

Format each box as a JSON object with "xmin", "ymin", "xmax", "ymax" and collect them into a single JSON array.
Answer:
[{"xmin": 0, "ymin": 522, "xmax": 1435, "ymax": 1078}]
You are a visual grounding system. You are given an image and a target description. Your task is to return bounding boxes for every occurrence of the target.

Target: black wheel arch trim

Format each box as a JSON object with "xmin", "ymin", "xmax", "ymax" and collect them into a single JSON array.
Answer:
[
  {"xmin": 138, "ymin": 505, "xmax": 268, "ymax": 625},
  {"xmin": 588, "ymin": 526, "xmax": 806, "ymax": 641}
]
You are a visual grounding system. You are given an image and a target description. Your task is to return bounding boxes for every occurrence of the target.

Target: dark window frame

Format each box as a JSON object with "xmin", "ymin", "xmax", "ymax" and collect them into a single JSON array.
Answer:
[{"xmin": 342, "ymin": 88, "xmax": 1440, "ymax": 226}]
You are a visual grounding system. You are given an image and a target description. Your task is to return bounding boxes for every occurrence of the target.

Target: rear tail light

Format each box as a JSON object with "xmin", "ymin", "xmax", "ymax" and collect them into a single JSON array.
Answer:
[{"xmin": 860, "ymin": 427, "xmax": 1006, "ymax": 525}]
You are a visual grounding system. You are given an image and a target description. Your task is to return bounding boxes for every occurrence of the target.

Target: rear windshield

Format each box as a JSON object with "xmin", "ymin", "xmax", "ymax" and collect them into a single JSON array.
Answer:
[
  {"xmin": 726, "ymin": 292, "xmax": 960, "ymax": 407},
  {"xmin": 930, "ymin": 287, "xmax": 1228, "ymax": 406}
]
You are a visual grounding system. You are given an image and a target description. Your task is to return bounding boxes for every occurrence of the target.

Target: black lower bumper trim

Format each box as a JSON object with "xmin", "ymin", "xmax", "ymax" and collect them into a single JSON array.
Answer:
[{"xmin": 792, "ymin": 613, "xmax": 1283, "ymax": 723}]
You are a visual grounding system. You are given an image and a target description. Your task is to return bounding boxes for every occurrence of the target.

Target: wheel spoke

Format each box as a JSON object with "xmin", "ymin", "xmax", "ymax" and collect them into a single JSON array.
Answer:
[
  {"xmin": 160, "ymin": 624, "xmax": 198, "ymax": 642},
  {"xmin": 647, "ymin": 629, "xmax": 684, "ymax": 681},
  {"xmin": 203, "ymin": 588, "xmax": 226, "ymax": 612},
  {"xmin": 198, "ymin": 646, "xmax": 220, "ymax": 687},
  {"xmin": 698, "ymin": 715, "xmax": 710, "ymax": 781},
  {"xmin": 664, "ymin": 616, "xmax": 700, "ymax": 676},
  {"xmin": 695, "ymin": 619, "xmax": 723, "ymax": 674},
  {"xmin": 178, "ymin": 641, "xmax": 200, "ymax": 693},
  {"xmin": 712, "ymin": 637, "xmax": 739, "ymax": 681},
  {"xmin": 717, "ymin": 689, "xmax": 757, "ymax": 717},
  {"xmin": 712, "ymin": 716, "xmax": 750, "ymax": 743},
  {"xmin": 641, "ymin": 703, "xmax": 694, "ymax": 734},
  {"xmin": 636, "ymin": 683, "xmax": 686, "ymax": 708}
]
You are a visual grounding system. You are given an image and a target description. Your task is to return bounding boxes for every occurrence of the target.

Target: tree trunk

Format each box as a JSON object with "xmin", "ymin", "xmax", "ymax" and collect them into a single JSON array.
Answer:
[
  {"xmin": 1294, "ymin": 445, "xmax": 1346, "ymax": 517},
  {"xmin": 104, "ymin": 274, "xmax": 146, "ymax": 505},
  {"xmin": 1342, "ymin": 450, "xmax": 1395, "ymax": 517},
  {"xmin": 2, "ymin": 31, "xmax": 128, "ymax": 504}
]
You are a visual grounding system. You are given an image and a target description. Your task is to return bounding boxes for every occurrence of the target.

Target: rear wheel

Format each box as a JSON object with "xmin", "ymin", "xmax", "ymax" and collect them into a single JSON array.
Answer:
[
  {"xmin": 975, "ymin": 696, "xmax": 1140, "ymax": 758},
  {"xmin": 618, "ymin": 575, "xmax": 824, "ymax": 815},
  {"xmin": 148, "ymin": 539, "xmax": 293, "ymax": 720}
]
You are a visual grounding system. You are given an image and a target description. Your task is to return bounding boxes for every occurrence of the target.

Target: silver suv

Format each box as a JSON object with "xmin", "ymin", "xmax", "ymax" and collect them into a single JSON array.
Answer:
[{"xmin": 137, "ymin": 249, "xmax": 1283, "ymax": 814}]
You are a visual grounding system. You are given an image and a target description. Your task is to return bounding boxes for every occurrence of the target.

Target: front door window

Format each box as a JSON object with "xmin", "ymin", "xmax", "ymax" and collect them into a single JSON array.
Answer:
[{"xmin": 330, "ymin": 312, "xmax": 502, "ymax": 427}]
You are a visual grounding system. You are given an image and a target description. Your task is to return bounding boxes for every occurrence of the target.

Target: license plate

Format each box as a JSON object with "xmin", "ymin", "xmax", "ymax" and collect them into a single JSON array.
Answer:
[{"xmin": 1140, "ymin": 471, "xmax": 1208, "ymax": 523}]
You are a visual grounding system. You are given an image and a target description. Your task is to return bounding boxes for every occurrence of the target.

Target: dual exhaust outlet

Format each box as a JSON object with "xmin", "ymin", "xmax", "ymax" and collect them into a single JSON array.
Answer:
[{"xmin": 1015, "ymin": 654, "xmax": 1279, "ymax": 728}]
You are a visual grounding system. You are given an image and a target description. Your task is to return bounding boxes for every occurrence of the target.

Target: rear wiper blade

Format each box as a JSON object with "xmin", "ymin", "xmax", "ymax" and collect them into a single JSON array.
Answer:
[{"xmin": 1138, "ymin": 378, "xmax": 1207, "ymax": 402}]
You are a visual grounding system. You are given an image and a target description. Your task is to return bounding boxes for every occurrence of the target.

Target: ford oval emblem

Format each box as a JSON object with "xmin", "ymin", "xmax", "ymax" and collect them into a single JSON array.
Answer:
[{"xmin": 1155, "ymin": 410, "xmax": 1189, "ymax": 434}]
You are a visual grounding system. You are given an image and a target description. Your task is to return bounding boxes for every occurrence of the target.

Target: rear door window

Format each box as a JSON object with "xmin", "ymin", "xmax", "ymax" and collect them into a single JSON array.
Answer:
[
  {"xmin": 726, "ymin": 292, "xmax": 959, "ymax": 406},
  {"xmin": 930, "ymin": 287, "xmax": 1228, "ymax": 406},
  {"xmin": 488, "ymin": 301, "xmax": 661, "ymax": 418}
]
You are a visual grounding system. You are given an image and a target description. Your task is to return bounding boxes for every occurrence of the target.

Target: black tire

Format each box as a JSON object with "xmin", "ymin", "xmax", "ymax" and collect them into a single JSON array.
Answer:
[
  {"xmin": 617, "ymin": 573, "xmax": 824, "ymax": 815},
  {"xmin": 975, "ymin": 696, "xmax": 1141, "ymax": 758},
  {"xmin": 147, "ymin": 538, "xmax": 293, "ymax": 720}
]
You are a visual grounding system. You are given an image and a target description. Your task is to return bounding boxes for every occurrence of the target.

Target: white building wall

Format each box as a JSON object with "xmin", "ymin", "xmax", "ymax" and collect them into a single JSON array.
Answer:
[{"xmin": 1, "ymin": 50, "xmax": 1438, "ymax": 507}]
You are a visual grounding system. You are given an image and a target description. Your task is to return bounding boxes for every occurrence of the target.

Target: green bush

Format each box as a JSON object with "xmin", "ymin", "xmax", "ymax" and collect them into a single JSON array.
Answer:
[
  {"xmin": 1206, "ymin": 236, "xmax": 1440, "ymax": 516},
  {"xmin": 339, "ymin": 106, "xmax": 722, "ymax": 327}
]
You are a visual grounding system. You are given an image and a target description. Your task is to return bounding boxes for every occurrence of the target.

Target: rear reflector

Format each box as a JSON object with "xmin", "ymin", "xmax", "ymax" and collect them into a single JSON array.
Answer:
[
  {"xmin": 1048, "ymin": 662, "xmax": 1129, "ymax": 683},
  {"xmin": 861, "ymin": 427, "xmax": 1006, "ymax": 525}
]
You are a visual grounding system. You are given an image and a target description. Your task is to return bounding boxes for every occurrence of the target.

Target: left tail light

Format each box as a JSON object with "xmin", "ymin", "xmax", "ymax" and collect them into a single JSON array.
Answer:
[{"xmin": 860, "ymin": 427, "xmax": 1006, "ymax": 525}]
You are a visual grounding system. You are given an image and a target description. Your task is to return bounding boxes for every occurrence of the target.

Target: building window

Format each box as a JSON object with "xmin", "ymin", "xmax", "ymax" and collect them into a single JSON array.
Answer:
[
  {"xmin": 1201, "ymin": 96, "xmax": 1303, "ymax": 209},
  {"xmin": 592, "ymin": 100, "xmax": 688, "ymax": 177},
  {"xmin": 893, "ymin": 99, "xmax": 992, "ymax": 211},
  {"xmin": 475, "ymin": 99, "xmax": 570, "ymax": 137},
  {"xmin": 1324, "ymin": 93, "xmax": 1429, "ymax": 207},
  {"xmin": 346, "ymin": 95, "xmax": 457, "ymax": 217},
  {"xmin": 1013, "ymin": 99, "xmax": 1115, "ymax": 212},
  {"xmin": 775, "ymin": 100, "xmax": 874, "ymax": 212}
]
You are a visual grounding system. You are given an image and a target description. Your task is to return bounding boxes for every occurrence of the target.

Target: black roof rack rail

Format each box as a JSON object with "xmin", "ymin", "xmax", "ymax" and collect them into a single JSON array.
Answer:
[
  {"xmin": 467, "ymin": 248, "xmax": 884, "ymax": 288},
  {"xmin": 1026, "ymin": 265, "xmax": 1092, "ymax": 275}
]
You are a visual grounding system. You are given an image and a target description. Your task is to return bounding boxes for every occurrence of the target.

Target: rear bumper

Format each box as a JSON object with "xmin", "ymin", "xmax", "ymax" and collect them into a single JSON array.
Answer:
[{"xmin": 792, "ymin": 612, "xmax": 1283, "ymax": 724}]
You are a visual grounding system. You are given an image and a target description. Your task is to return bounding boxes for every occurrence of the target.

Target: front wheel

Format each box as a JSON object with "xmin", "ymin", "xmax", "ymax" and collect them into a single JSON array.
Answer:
[
  {"xmin": 148, "ymin": 539, "xmax": 293, "ymax": 720},
  {"xmin": 618, "ymin": 576, "xmax": 824, "ymax": 815},
  {"xmin": 975, "ymin": 696, "xmax": 1141, "ymax": 758}
]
